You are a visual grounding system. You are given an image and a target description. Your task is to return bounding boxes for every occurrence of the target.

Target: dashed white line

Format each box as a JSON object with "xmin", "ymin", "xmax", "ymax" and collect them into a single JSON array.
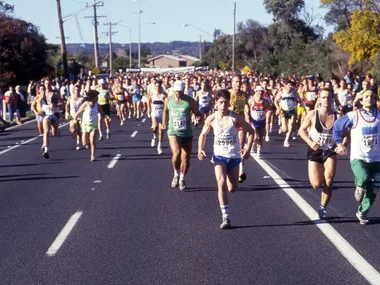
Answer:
[
  {"xmin": 131, "ymin": 130, "xmax": 138, "ymax": 137},
  {"xmin": 251, "ymin": 153, "xmax": 380, "ymax": 285},
  {"xmin": 45, "ymin": 211, "xmax": 83, "ymax": 257},
  {"xmin": 107, "ymin": 153, "xmax": 121, "ymax": 169},
  {"xmin": 93, "ymin": 180, "xmax": 102, "ymax": 183}
]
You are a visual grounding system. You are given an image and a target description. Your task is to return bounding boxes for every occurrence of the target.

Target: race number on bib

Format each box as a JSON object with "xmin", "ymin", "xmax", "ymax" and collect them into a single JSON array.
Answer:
[
  {"xmin": 252, "ymin": 110, "xmax": 265, "ymax": 121},
  {"xmin": 362, "ymin": 134, "xmax": 378, "ymax": 152},
  {"xmin": 215, "ymin": 134, "xmax": 234, "ymax": 151},
  {"xmin": 307, "ymin": 92, "xmax": 316, "ymax": 101},
  {"xmin": 98, "ymin": 97, "xmax": 106, "ymax": 105},
  {"xmin": 317, "ymin": 133, "xmax": 332, "ymax": 146},
  {"xmin": 153, "ymin": 105, "xmax": 163, "ymax": 116},
  {"xmin": 117, "ymin": 94, "xmax": 124, "ymax": 101},
  {"xmin": 173, "ymin": 116, "xmax": 187, "ymax": 131}
]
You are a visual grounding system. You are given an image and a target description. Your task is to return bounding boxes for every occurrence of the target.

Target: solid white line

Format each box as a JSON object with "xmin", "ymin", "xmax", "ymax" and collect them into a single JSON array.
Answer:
[
  {"xmin": 0, "ymin": 122, "xmax": 69, "ymax": 157},
  {"xmin": 6, "ymin": 119, "xmax": 36, "ymax": 130},
  {"xmin": 251, "ymin": 153, "xmax": 380, "ymax": 285},
  {"xmin": 45, "ymin": 211, "xmax": 83, "ymax": 257},
  {"xmin": 131, "ymin": 130, "xmax": 138, "ymax": 137},
  {"xmin": 107, "ymin": 153, "xmax": 121, "ymax": 169}
]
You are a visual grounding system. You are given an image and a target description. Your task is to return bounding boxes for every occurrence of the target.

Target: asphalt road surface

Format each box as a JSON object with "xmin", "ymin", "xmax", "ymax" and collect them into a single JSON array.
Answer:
[{"xmin": 1, "ymin": 114, "xmax": 380, "ymax": 285}]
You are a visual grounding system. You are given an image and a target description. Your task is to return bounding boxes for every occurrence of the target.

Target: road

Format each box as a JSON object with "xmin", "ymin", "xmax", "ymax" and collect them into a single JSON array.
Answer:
[{"xmin": 0, "ymin": 114, "xmax": 380, "ymax": 285}]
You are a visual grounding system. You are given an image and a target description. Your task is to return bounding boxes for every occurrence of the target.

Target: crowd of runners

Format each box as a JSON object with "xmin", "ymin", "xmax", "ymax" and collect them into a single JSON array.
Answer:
[{"xmin": 7, "ymin": 69, "xmax": 380, "ymax": 229}]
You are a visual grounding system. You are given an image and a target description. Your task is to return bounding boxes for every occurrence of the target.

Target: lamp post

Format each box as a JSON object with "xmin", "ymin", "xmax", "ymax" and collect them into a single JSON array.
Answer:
[
  {"xmin": 133, "ymin": 0, "xmax": 146, "ymax": 67},
  {"xmin": 183, "ymin": 24, "xmax": 215, "ymax": 69}
]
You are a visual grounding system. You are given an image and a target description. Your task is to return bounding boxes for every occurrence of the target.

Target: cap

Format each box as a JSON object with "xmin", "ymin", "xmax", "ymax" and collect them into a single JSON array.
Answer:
[
  {"xmin": 99, "ymin": 78, "xmax": 106, "ymax": 85},
  {"xmin": 255, "ymin": 86, "xmax": 264, "ymax": 92},
  {"xmin": 173, "ymin": 80, "xmax": 185, "ymax": 91}
]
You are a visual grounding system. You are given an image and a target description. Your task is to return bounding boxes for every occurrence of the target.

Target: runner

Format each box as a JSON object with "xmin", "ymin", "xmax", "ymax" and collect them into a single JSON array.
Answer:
[
  {"xmin": 248, "ymin": 86, "xmax": 270, "ymax": 158},
  {"xmin": 73, "ymin": 90, "xmax": 105, "ymax": 161},
  {"xmin": 151, "ymin": 81, "xmax": 166, "ymax": 154},
  {"xmin": 129, "ymin": 78, "xmax": 142, "ymax": 120},
  {"xmin": 198, "ymin": 89, "xmax": 254, "ymax": 229},
  {"xmin": 31, "ymin": 84, "xmax": 46, "ymax": 135},
  {"xmin": 304, "ymin": 75, "xmax": 319, "ymax": 113},
  {"xmin": 97, "ymin": 78, "xmax": 112, "ymax": 140},
  {"xmin": 113, "ymin": 77, "xmax": 126, "ymax": 125},
  {"xmin": 65, "ymin": 84, "xmax": 83, "ymax": 150},
  {"xmin": 333, "ymin": 90, "xmax": 380, "ymax": 225},
  {"xmin": 228, "ymin": 75, "xmax": 250, "ymax": 183},
  {"xmin": 299, "ymin": 88, "xmax": 339, "ymax": 219},
  {"xmin": 195, "ymin": 80, "xmax": 213, "ymax": 126},
  {"xmin": 162, "ymin": 80, "xmax": 201, "ymax": 190},
  {"xmin": 274, "ymin": 79, "xmax": 299, "ymax": 147}
]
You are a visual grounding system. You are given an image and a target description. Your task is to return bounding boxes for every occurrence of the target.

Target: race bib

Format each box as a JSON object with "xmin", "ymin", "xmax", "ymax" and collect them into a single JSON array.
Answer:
[
  {"xmin": 317, "ymin": 133, "xmax": 333, "ymax": 146},
  {"xmin": 117, "ymin": 94, "xmax": 124, "ymax": 101},
  {"xmin": 215, "ymin": 134, "xmax": 235, "ymax": 151},
  {"xmin": 173, "ymin": 116, "xmax": 187, "ymax": 131},
  {"xmin": 362, "ymin": 134, "xmax": 378, "ymax": 152},
  {"xmin": 307, "ymin": 92, "xmax": 316, "ymax": 101},
  {"xmin": 98, "ymin": 96, "xmax": 106, "ymax": 105},
  {"xmin": 153, "ymin": 105, "xmax": 163, "ymax": 117},
  {"xmin": 251, "ymin": 110, "xmax": 265, "ymax": 121}
]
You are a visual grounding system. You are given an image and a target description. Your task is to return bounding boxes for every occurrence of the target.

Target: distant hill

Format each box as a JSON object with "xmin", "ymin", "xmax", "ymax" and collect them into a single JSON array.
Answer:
[{"xmin": 66, "ymin": 41, "xmax": 212, "ymax": 58}]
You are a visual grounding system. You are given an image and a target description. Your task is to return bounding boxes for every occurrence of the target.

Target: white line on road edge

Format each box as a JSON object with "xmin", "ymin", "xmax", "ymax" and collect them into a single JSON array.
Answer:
[
  {"xmin": 107, "ymin": 153, "xmax": 121, "ymax": 169},
  {"xmin": 251, "ymin": 153, "xmax": 380, "ymax": 285},
  {"xmin": 0, "ymin": 122, "xmax": 69, "ymax": 157},
  {"xmin": 45, "ymin": 211, "xmax": 83, "ymax": 257},
  {"xmin": 131, "ymin": 130, "xmax": 138, "ymax": 137}
]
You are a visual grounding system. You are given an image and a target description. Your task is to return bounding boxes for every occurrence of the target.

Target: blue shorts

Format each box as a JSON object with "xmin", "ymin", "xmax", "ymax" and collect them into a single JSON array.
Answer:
[
  {"xmin": 251, "ymin": 120, "xmax": 266, "ymax": 129},
  {"xmin": 199, "ymin": 106, "xmax": 211, "ymax": 113},
  {"xmin": 132, "ymin": 95, "xmax": 141, "ymax": 103},
  {"xmin": 213, "ymin": 155, "xmax": 241, "ymax": 173}
]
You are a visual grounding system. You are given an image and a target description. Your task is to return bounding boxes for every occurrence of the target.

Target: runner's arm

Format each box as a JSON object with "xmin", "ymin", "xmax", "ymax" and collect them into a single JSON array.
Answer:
[
  {"xmin": 161, "ymin": 97, "xmax": 169, "ymax": 129},
  {"xmin": 299, "ymin": 110, "xmax": 317, "ymax": 149},
  {"xmin": 191, "ymin": 98, "xmax": 201, "ymax": 117},
  {"xmin": 73, "ymin": 103, "xmax": 86, "ymax": 121},
  {"xmin": 198, "ymin": 115, "xmax": 214, "ymax": 160},
  {"xmin": 235, "ymin": 113, "xmax": 255, "ymax": 156}
]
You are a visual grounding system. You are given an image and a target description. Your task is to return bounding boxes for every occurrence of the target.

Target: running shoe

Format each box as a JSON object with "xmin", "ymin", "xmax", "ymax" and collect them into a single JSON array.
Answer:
[
  {"xmin": 76, "ymin": 144, "xmax": 81, "ymax": 151},
  {"xmin": 251, "ymin": 142, "xmax": 256, "ymax": 153},
  {"xmin": 318, "ymin": 206, "xmax": 327, "ymax": 219},
  {"xmin": 356, "ymin": 210, "xmax": 369, "ymax": 225},
  {"xmin": 265, "ymin": 135, "xmax": 270, "ymax": 142},
  {"xmin": 239, "ymin": 173, "xmax": 247, "ymax": 183},
  {"xmin": 151, "ymin": 138, "xmax": 156, "ymax": 147},
  {"xmin": 220, "ymin": 217, "xmax": 231, "ymax": 229},
  {"xmin": 43, "ymin": 151, "xmax": 49, "ymax": 159},
  {"xmin": 354, "ymin": 186, "xmax": 365, "ymax": 203},
  {"xmin": 171, "ymin": 175, "xmax": 179, "ymax": 188},
  {"xmin": 99, "ymin": 135, "xmax": 103, "ymax": 141},
  {"xmin": 179, "ymin": 179, "xmax": 187, "ymax": 191},
  {"xmin": 106, "ymin": 133, "xmax": 111, "ymax": 140},
  {"xmin": 85, "ymin": 145, "xmax": 89, "ymax": 150},
  {"xmin": 157, "ymin": 146, "xmax": 163, "ymax": 154},
  {"xmin": 292, "ymin": 132, "xmax": 297, "ymax": 140},
  {"xmin": 283, "ymin": 141, "xmax": 290, "ymax": 147},
  {"xmin": 91, "ymin": 156, "xmax": 95, "ymax": 162},
  {"xmin": 278, "ymin": 129, "xmax": 282, "ymax": 135}
]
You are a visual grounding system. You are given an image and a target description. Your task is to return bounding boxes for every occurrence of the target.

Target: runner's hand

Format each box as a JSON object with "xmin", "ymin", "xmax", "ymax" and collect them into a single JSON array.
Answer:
[
  {"xmin": 240, "ymin": 148, "xmax": 250, "ymax": 160},
  {"xmin": 309, "ymin": 142, "xmax": 320, "ymax": 151},
  {"xmin": 198, "ymin": 150, "xmax": 206, "ymax": 161},
  {"xmin": 335, "ymin": 144, "xmax": 347, "ymax": 155},
  {"xmin": 161, "ymin": 123, "xmax": 166, "ymax": 130}
]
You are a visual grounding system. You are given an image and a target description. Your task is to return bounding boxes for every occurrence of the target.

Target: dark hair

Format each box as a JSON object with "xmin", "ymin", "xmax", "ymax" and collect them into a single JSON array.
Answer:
[
  {"xmin": 215, "ymin": 89, "xmax": 230, "ymax": 101},
  {"xmin": 86, "ymin": 90, "xmax": 99, "ymax": 101}
]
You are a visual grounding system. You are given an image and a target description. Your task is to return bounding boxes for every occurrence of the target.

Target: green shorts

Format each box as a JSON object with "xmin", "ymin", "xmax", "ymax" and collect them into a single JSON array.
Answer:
[{"xmin": 81, "ymin": 122, "xmax": 98, "ymax": 133}]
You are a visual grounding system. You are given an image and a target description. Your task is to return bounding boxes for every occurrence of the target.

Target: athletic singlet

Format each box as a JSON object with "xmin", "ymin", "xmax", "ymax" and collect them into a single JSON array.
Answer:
[
  {"xmin": 151, "ymin": 93, "xmax": 165, "ymax": 118},
  {"xmin": 351, "ymin": 109, "xmax": 380, "ymax": 162},
  {"xmin": 198, "ymin": 91, "xmax": 211, "ymax": 107},
  {"xmin": 212, "ymin": 111, "xmax": 240, "ymax": 158},
  {"xmin": 305, "ymin": 86, "xmax": 318, "ymax": 105},
  {"xmin": 167, "ymin": 96, "xmax": 192, "ymax": 137},
  {"xmin": 42, "ymin": 94, "xmax": 58, "ymax": 116},
  {"xmin": 82, "ymin": 102, "xmax": 98, "ymax": 125},
  {"xmin": 70, "ymin": 97, "xmax": 83, "ymax": 119},
  {"xmin": 250, "ymin": 99, "xmax": 266, "ymax": 121},
  {"xmin": 309, "ymin": 110, "xmax": 336, "ymax": 151},
  {"xmin": 229, "ymin": 89, "xmax": 247, "ymax": 115},
  {"xmin": 280, "ymin": 90, "xmax": 297, "ymax": 111},
  {"xmin": 98, "ymin": 89, "xmax": 109, "ymax": 105},
  {"xmin": 337, "ymin": 89, "xmax": 351, "ymax": 107}
]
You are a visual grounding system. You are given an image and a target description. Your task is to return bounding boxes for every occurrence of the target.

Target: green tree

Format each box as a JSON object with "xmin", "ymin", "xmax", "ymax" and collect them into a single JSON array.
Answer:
[{"xmin": 264, "ymin": 0, "xmax": 305, "ymax": 21}]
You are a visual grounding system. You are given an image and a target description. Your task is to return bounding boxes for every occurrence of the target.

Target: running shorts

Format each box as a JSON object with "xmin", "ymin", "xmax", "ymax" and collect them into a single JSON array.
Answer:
[
  {"xmin": 307, "ymin": 147, "xmax": 336, "ymax": 164},
  {"xmin": 213, "ymin": 155, "xmax": 241, "ymax": 173}
]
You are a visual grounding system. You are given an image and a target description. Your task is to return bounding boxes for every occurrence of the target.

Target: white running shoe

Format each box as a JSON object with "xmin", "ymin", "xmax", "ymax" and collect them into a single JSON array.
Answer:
[
  {"xmin": 157, "ymin": 146, "xmax": 163, "ymax": 154},
  {"xmin": 265, "ymin": 136, "xmax": 270, "ymax": 142},
  {"xmin": 284, "ymin": 141, "xmax": 290, "ymax": 147},
  {"xmin": 151, "ymin": 138, "xmax": 156, "ymax": 147}
]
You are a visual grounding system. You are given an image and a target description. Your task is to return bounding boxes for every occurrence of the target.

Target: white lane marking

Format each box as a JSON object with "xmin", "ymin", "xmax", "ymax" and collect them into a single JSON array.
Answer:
[
  {"xmin": 93, "ymin": 180, "xmax": 102, "ymax": 183},
  {"xmin": 142, "ymin": 118, "xmax": 146, "ymax": 123},
  {"xmin": 131, "ymin": 130, "xmax": 138, "ymax": 137},
  {"xmin": 45, "ymin": 211, "xmax": 83, "ymax": 257},
  {"xmin": 251, "ymin": 153, "xmax": 380, "ymax": 285},
  {"xmin": 91, "ymin": 188, "xmax": 95, "ymax": 191},
  {"xmin": 6, "ymin": 119, "xmax": 36, "ymax": 130},
  {"xmin": 0, "ymin": 122, "xmax": 69, "ymax": 157},
  {"xmin": 107, "ymin": 153, "xmax": 121, "ymax": 169}
]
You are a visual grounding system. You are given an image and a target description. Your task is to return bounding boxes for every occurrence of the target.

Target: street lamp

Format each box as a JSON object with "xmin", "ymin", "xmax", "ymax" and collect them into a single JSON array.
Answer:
[
  {"xmin": 183, "ymin": 24, "xmax": 215, "ymax": 69},
  {"xmin": 133, "ymin": 0, "xmax": 146, "ymax": 68}
]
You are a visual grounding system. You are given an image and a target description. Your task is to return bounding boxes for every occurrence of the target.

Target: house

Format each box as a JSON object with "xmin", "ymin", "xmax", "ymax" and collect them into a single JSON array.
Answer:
[{"xmin": 147, "ymin": 54, "xmax": 200, "ymax": 68}]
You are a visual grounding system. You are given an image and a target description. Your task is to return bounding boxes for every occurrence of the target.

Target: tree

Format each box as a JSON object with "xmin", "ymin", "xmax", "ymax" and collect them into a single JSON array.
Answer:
[
  {"xmin": 320, "ymin": 0, "xmax": 363, "ymax": 29},
  {"xmin": 0, "ymin": 14, "xmax": 48, "ymax": 88},
  {"xmin": 0, "ymin": 0, "xmax": 14, "ymax": 14},
  {"xmin": 333, "ymin": 8, "xmax": 380, "ymax": 64},
  {"xmin": 264, "ymin": 0, "xmax": 305, "ymax": 21}
]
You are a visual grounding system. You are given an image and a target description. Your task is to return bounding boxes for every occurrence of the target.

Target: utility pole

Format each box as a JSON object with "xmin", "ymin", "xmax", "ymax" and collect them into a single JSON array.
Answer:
[
  {"xmin": 85, "ymin": 1, "xmax": 105, "ymax": 68},
  {"xmin": 199, "ymin": 35, "xmax": 202, "ymax": 61},
  {"xmin": 56, "ymin": 0, "xmax": 68, "ymax": 79},
  {"xmin": 213, "ymin": 28, "xmax": 216, "ymax": 70},
  {"xmin": 103, "ymin": 22, "xmax": 118, "ymax": 74},
  {"xmin": 232, "ymin": 1, "xmax": 236, "ymax": 71}
]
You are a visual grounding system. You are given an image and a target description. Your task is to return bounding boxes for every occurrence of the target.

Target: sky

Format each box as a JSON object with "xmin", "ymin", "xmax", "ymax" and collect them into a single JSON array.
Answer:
[{"xmin": 7, "ymin": 0, "xmax": 333, "ymax": 45}]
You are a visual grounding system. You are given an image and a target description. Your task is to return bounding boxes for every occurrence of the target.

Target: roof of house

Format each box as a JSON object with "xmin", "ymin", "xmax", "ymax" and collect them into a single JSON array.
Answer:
[{"xmin": 147, "ymin": 54, "xmax": 200, "ymax": 62}]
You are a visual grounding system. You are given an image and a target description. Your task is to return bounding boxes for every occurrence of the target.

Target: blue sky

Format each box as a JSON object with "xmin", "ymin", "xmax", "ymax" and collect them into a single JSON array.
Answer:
[{"xmin": 8, "ymin": 0, "xmax": 331, "ymax": 44}]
